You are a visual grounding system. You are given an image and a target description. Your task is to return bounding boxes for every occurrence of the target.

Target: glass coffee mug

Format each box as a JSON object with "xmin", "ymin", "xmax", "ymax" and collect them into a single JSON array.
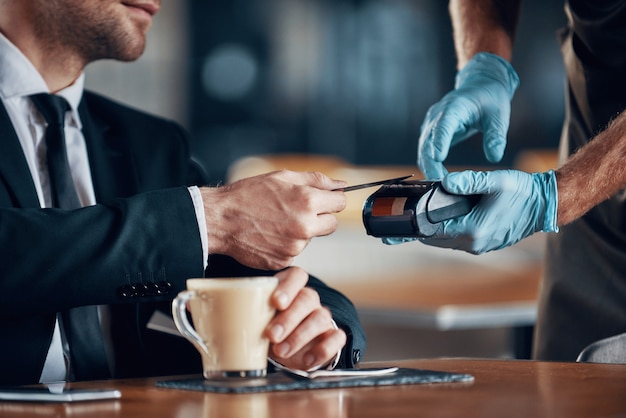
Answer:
[{"xmin": 172, "ymin": 277, "xmax": 279, "ymax": 379}]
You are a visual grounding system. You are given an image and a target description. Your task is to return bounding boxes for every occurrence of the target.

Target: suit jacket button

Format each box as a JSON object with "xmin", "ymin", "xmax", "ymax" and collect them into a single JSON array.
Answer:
[
  {"xmin": 156, "ymin": 281, "xmax": 172, "ymax": 295},
  {"xmin": 137, "ymin": 283, "xmax": 151, "ymax": 297},
  {"xmin": 118, "ymin": 285, "xmax": 131, "ymax": 299},
  {"xmin": 352, "ymin": 349, "xmax": 362, "ymax": 364},
  {"xmin": 128, "ymin": 284, "xmax": 139, "ymax": 298},
  {"xmin": 146, "ymin": 282, "xmax": 160, "ymax": 296}
]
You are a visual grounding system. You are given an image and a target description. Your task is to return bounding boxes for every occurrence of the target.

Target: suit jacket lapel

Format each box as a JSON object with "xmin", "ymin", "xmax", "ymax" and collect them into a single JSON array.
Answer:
[
  {"xmin": 0, "ymin": 96, "xmax": 137, "ymax": 207},
  {"xmin": 78, "ymin": 95, "xmax": 136, "ymax": 202},
  {"xmin": 0, "ymin": 101, "xmax": 41, "ymax": 208}
]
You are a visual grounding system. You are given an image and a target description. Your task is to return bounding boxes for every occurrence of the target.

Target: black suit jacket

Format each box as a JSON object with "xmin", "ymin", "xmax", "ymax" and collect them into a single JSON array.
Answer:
[{"xmin": 0, "ymin": 91, "xmax": 365, "ymax": 385}]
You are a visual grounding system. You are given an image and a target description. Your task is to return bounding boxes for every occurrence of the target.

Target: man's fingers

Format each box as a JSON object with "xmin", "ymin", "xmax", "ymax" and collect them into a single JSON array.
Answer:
[
  {"xmin": 274, "ymin": 170, "xmax": 347, "ymax": 191},
  {"xmin": 272, "ymin": 327, "xmax": 346, "ymax": 371},
  {"xmin": 312, "ymin": 213, "xmax": 340, "ymax": 237},
  {"xmin": 270, "ymin": 306, "xmax": 332, "ymax": 357},
  {"xmin": 271, "ymin": 267, "xmax": 309, "ymax": 311},
  {"xmin": 267, "ymin": 287, "xmax": 321, "ymax": 344}
]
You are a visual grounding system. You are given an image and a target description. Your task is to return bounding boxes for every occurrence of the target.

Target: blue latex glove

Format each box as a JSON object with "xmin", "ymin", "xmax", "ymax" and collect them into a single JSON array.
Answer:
[
  {"xmin": 382, "ymin": 237, "xmax": 416, "ymax": 245},
  {"xmin": 417, "ymin": 52, "xmax": 520, "ymax": 180},
  {"xmin": 419, "ymin": 170, "xmax": 558, "ymax": 254}
]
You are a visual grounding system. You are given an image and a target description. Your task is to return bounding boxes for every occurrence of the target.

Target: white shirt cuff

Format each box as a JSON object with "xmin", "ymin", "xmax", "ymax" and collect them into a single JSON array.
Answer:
[{"xmin": 187, "ymin": 186, "xmax": 208, "ymax": 269}]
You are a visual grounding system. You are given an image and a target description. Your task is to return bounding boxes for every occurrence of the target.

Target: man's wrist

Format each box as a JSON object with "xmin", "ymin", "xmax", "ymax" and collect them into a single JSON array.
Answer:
[{"xmin": 268, "ymin": 319, "xmax": 342, "ymax": 372}]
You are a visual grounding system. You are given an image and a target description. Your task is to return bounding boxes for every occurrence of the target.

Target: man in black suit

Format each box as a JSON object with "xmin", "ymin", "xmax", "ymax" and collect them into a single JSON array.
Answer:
[{"xmin": 0, "ymin": 0, "xmax": 365, "ymax": 385}]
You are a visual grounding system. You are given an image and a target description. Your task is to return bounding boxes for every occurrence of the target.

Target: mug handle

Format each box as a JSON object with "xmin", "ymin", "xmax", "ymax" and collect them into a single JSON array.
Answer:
[{"xmin": 172, "ymin": 290, "xmax": 210, "ymax": 357}]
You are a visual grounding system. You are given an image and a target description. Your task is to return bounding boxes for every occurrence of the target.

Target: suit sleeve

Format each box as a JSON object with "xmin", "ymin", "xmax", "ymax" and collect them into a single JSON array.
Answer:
[{"xmin": 0, "ymin": 187, "xmax": 205, "ymax": 317}]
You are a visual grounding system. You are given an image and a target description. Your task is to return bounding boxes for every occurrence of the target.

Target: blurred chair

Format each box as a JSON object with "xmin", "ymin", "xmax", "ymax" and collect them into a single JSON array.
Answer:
[{"xmin": 576, "ymin": 332, "xmax": 626, "ymax": 364}]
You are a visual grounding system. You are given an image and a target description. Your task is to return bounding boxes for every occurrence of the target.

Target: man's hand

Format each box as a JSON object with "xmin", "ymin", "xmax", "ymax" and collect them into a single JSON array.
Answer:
[
  {"xmin": 265, "ymin": 267, "xmax": 346, "ymax": 371},
  {"xmin": 201, "ymin": 170, "xmax": 347, "ymax": 270},
  {"xmin": 420, "ymin": 169, "xmax": 558, "ymax": 254},
  {"xmin": 417, "ymin": 52, "xmax": 519, "ymax": 179}
]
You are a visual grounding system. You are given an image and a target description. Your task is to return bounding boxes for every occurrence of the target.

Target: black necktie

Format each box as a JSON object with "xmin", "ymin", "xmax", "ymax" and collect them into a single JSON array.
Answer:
[
  {"xmin": 30, "ymin": 94, "xmax": 81, "ymax": 209},
  {"xmin": 31, "ymin": 93, "xmax": 110, "ymax": 380}
]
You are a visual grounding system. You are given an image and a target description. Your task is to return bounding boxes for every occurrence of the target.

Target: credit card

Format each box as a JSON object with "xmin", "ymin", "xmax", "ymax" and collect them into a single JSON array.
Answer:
[{"xmin": 334, "ymin": 174, "xmax": 414, "ymax": 192}]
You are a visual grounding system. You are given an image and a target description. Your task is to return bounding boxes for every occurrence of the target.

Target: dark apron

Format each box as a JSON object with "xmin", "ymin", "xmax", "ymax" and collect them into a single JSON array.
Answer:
[{"xmin": 533, "ymin": 0, "xmax": 626, "ymax": 360}]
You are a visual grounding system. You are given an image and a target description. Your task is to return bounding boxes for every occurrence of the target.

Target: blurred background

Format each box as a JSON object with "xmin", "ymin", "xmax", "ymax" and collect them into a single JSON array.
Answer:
[
  {"xmin": 86, "ymin": 0, "xmax": 566, "ymax": 184},
  {"xmin": 85, "ymin": 0, "xmax": 567, "ymax": 361}
]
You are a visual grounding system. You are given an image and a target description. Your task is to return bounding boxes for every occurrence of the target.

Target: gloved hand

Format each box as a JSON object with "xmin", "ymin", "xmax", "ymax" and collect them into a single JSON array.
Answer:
[
  {"xmin": 417, "ymin": 52, "xmax": 520, "ymax": 180},
  {"xmin": 382, "ymin": 237, "xmax": 416, "ymax": 245},
  {"xmin": 419, "ymin": 169, "xmax": 558, "ymax": 254}
]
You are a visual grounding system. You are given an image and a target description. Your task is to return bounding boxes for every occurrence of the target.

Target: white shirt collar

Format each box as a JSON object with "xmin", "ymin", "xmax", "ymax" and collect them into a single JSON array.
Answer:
[{"xmin": 0, "ymin": 31, "xmax": 85, "ymax": 112}]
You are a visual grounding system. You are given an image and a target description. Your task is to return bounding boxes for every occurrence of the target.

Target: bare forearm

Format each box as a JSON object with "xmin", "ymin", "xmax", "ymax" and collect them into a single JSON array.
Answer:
[
  {"xmin": 556, "ymin": 111, "xmax": 626, "ymax": 225},
  {"xmin": 449, "ymin": 0, "xmax": 521, "ymax": 68}
]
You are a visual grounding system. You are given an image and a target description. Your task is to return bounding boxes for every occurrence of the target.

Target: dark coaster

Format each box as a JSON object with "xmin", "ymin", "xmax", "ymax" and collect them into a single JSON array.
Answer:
[{"xmin": 156, "ymin": 368, "xmax": 474, "ymax": 394}]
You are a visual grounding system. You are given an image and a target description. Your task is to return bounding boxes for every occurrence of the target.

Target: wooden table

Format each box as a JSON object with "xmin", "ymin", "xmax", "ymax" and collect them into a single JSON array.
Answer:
[{"xmin": 1, "ymin": 358, "xmax": 624, "ymax": 418}]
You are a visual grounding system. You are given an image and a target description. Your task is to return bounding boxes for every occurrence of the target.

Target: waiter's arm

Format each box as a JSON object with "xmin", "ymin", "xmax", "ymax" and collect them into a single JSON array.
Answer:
[
  {"xmin": 556, "ymin": 111, "xmax": 626, "ymax": 225},
  {"xmin": 449, "ymin": 0, "xmax": 522, "ymax": 67}
]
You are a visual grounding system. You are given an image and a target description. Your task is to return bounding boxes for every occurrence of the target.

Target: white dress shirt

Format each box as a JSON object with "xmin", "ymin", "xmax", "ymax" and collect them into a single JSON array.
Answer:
[{"xmin": 0, "ymin": 32, "xmax": 208, "ymax": 382}]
